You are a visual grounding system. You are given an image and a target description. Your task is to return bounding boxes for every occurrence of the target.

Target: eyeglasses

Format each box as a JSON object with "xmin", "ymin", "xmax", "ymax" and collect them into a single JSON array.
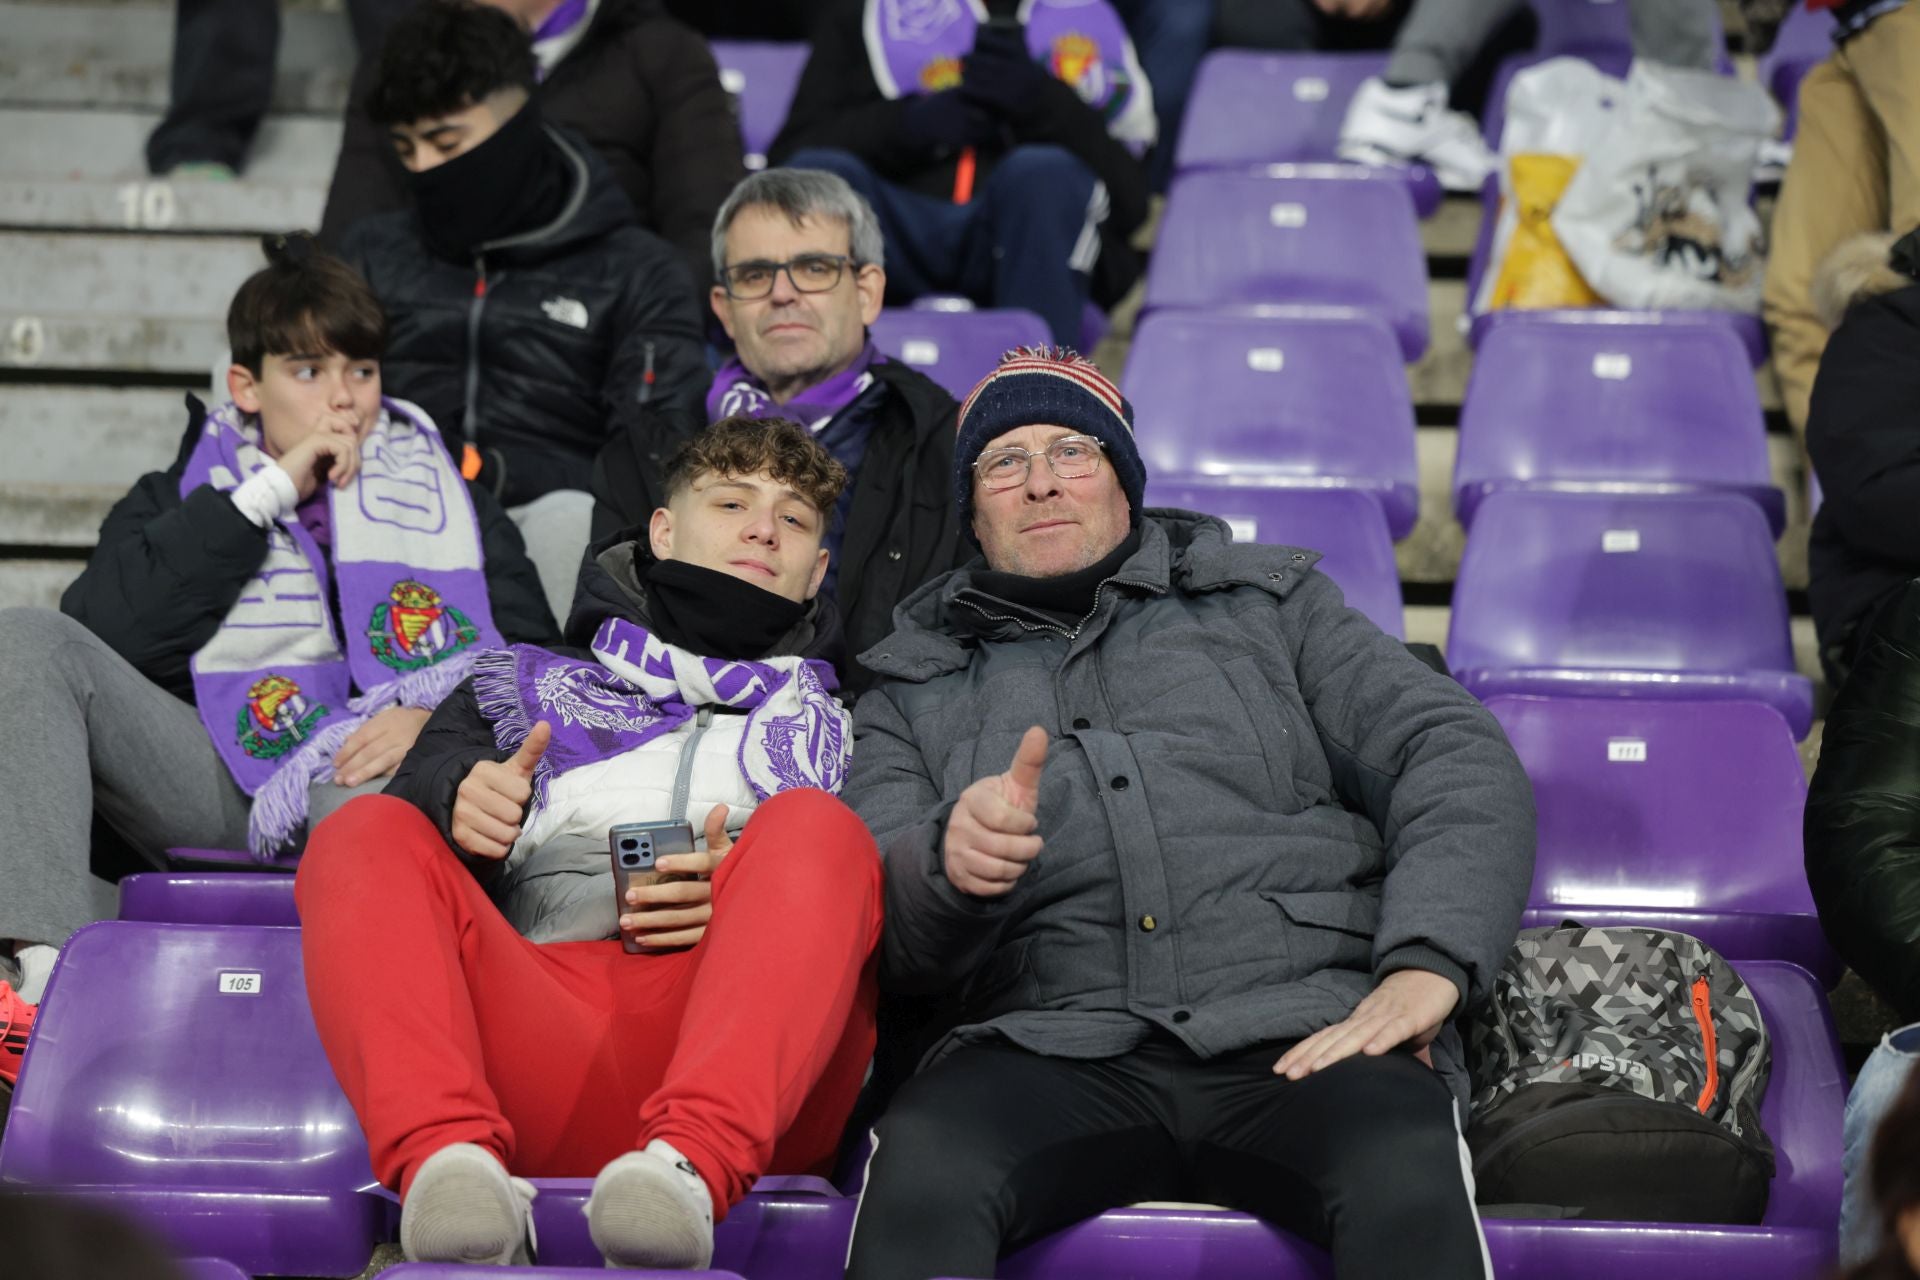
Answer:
[
  {"xmin": 973, "ymin": 435, "xmax": 1107, "ymax": 491},
  {"xmin": 720, "ymin": 253, "xmax": 859, "ymax": 300}
]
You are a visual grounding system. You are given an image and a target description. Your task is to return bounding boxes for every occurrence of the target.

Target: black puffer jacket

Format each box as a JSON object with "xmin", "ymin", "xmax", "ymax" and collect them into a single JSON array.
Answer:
[
  {"xmin": 319, "ymin": 0, "xmax": 743, "ymax": 292},
  {"xmin": 1806, "ymin": 577, "xmax": 1920, "ymax": 1020},
  {"xmin": 1807, "ymin": 284, "xmax": 1920, "ymax": 684},
  {"xmin": 589, "ymin": 360, "xmax": 966, "ymax": 696},
  {"xmin": 768, "ymin": 0, "xmax": 1149, "ymax": 307},
  {"xmin": 338, "ymin": 126, "xmax": 707, "ymax": 509},
  {"xmin": 60, "ymin": 396, "xmax": 559, "ymax": 704}
]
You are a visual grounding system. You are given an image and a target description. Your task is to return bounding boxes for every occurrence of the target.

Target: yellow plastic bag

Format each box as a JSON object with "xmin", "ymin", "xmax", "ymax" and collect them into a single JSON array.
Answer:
[{"xmin": 1490, "ymin": 154, "xmax": 1604, "ymax": 311}]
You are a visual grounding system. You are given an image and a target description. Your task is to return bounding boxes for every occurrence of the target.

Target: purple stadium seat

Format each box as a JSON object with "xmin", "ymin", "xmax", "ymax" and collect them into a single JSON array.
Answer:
[
  {"xmin": 1174, "ymin": 51, "xmax": 1443, "ymax": 215},
  {"xmin": 1446, "ymin": 491, "xmax": 1814, "ymax": 738},
  {"xmin": 1143, "ymin": 481, "xmax": 1405, "ymax": 638},
  {"xmin": 119, "ymin": 872, "xmax": 299, "ymax": 926},
  {"xmin": 709, "ymin": 41, "xmax": 809, "ymax": 168},
  {"xmin": 1487, "ymin": 695, "xmax": 1841, "ymax": 984},
  {"xmin": 167, "ymin": 844, "xmax": 300, "ymax": 871},
  {"xmin": 1455, "ymin": 316, "xmax": 1783, "ymax": 534},
  {"xmin": 1760, "ymin": 4, "xmax": 1833, "ymax": 139},
  {"xmin": 177, "ymin": 1261, "xmax": 251, "ymax": 1280},
  {"xmin": 1528, "ymin": 0, "xmax": 1633, "ymax": 57},
  {"xmin": 870, "ymin": 307, "xmax": 1051, "ymax": 399},
  {"xmin": 1123, "ymin": 310, "xmax": 1419, "ymax": 538},
  {"xmin": 1144, "ymin": 172, "xmax": 1430, "ymax": 361},
  {"xmin": 0, "ymin": 922, "xmax": 383, "ymax": 1277}
]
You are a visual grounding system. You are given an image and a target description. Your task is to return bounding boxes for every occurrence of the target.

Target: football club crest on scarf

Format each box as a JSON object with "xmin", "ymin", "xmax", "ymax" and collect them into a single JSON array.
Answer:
[
  {"xmin": 182, "ymin": 396, "xmax": 505, "ymax": 856},
  {"xmin": 863, "ymin": 0, "xmax": 1156, "ymax": 151},
  {"xmin": 369, "ymin": 579, "xmax": 482, "ymax": 671},
  {"xmin": 236, "ymin": 674, "xmax": 329, "ymax": 761}
]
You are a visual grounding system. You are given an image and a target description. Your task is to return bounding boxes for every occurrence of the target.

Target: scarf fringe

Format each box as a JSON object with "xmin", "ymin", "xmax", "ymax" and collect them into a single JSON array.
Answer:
[
  {"xmin": 470, "ymin": 645, "xmax": 557, "ymax": 813},
  {"xmin": 245, "ymin": 649, "xmax": 486, "ymax": 859}
]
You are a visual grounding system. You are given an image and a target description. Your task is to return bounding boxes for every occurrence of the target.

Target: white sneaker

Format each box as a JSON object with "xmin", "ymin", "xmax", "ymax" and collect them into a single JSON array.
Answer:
[
  {"xmin": 586, "ymin": 1140, "xmax": 716, "ymax": 1270},
  {"xmin": 1339, "ymin": 77, "xmax": 1496, "ymax": 193},
  {"xmin": 400, "ymin": 1143, "xmax": 538, "ymax": 1266}
]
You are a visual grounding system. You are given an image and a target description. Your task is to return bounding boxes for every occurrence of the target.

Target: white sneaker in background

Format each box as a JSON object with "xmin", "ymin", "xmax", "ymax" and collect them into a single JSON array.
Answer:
[{"xmin": 1339, "ymin": 77, "xmax": 1497, "ymax": 193}]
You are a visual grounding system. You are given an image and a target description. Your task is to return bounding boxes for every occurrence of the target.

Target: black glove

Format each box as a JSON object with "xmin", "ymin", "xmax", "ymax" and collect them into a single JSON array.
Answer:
[
  {"xmin": 898, "ymin": 89, "xmax": 997, "ymax": 152},
  {"xmin": 960, "ymin": 23, "xmax": 1052, "ymax": 121}
]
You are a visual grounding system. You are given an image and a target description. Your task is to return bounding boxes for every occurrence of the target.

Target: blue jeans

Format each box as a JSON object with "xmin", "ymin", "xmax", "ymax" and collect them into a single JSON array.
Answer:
[
  {"xmin": 1108, "ymin": 0, "xmax": 1217, "ymax": 191},
  {"xmin": 1842, "ymin": 1021, "xmax": 1920, "ymax": 1264},
  {"xmin": 783, "ymin": 146, "xmax": 1100, "ymax": 347}
]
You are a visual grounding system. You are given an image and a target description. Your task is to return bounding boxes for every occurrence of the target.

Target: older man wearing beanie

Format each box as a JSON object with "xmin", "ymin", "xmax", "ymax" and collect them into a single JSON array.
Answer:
[{"xmin": 840, "ymin": 346, "xmax": 1536, "ymax": 1280}]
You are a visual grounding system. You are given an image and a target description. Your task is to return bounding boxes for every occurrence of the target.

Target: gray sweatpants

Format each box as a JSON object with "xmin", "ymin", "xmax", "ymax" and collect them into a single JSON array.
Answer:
[
  {"xmin": 1387, "ymin": 0, "xmax": 1719, "ymax": 86},
  {"xmin": 0, "ymin": 608, "xmax": 379, "ymax": 947}
]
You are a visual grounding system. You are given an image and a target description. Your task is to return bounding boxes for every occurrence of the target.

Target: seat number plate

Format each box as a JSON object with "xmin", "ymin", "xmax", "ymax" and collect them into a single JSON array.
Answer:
[
  {"xmin": 218, "ymin": 971, "xmax": 263, "ymax": 995},
  {"xmin": 1607, "ymin": 739, "xmax": 1648, "ymax": 763}
]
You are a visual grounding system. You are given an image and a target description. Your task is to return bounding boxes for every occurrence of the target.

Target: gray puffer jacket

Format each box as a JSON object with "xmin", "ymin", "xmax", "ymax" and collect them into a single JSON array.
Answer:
[{"xmin": 845, "ymin": 511, "xmax": 1536, "ymax": 1096}]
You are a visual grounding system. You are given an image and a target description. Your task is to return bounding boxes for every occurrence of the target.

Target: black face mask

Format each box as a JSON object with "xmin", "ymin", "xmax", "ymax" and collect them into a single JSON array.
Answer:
[
  {"xmin": 643, "ymin": 559, "xmax": 808, "ymax": 661},
  {"xmin": 407, "ymin": 101, "xmax": 572, "ymax": 260}
]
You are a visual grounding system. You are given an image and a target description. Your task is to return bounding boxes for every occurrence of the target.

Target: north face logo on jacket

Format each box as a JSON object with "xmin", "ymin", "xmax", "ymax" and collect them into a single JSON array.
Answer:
[{"xmin": 541, "ymin": 296, "xmax": 590, "ymax": 329}]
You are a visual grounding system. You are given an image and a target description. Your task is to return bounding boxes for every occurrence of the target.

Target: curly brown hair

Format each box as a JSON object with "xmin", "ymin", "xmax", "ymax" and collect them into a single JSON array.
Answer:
[{"xmin": 662, "ymin": 416, "xmax": 848, "ymax": 518}]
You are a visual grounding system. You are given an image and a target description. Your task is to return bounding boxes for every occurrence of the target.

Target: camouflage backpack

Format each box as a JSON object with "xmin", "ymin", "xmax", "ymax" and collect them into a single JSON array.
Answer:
[{"xmin": 1466, "ymin": 924, "xmax": 1776, "ymax": 1223}]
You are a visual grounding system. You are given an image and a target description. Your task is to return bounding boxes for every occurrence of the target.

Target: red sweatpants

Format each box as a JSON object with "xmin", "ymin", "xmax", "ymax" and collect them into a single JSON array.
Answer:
[{"xmin": 294, "ymin": 789, "xmax": 882, "ymax": 1217}]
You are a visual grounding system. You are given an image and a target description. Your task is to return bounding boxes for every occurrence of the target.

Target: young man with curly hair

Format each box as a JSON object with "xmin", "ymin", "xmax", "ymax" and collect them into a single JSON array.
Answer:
[{"xmin": 296, "ymin": 417, "xmax": 882, "ymax": 1270}]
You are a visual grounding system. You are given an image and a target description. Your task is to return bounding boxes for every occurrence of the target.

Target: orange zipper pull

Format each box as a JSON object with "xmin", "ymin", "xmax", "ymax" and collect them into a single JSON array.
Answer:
[
  {"xmin": 1690, "ymin": 976, "xmax": 1719, "ymax": 1113},
  {"xmin": 460, "ymin": 443, "xmax": 482, "ymax": 481}
]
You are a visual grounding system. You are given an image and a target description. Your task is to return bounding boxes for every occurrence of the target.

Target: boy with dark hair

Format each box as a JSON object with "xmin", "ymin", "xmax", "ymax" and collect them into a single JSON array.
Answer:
[
  {"xmin": 337, "ymin": 0, "xmax": 709, "ymax": 622},
  {"xmin": 0, "ymin": 238, "xmax": 557, "ymax": 1088},
  {"xmin": 320, "ymin": 0, "xmax": 742, "ymax": 295},
  {"xmin": 297, "ymin": 416, "xmax": 883, "ymax": 1269}
]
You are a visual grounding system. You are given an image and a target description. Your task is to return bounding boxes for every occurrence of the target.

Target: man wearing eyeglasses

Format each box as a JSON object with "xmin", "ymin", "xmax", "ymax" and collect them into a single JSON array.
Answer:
[
  {"xmin": 841, "ymin": 347, "xmax": 1536, "ymax": 1280},
  {"xmin": 592, "ymin": 169, "xmax": 965, "ymax": 695}
]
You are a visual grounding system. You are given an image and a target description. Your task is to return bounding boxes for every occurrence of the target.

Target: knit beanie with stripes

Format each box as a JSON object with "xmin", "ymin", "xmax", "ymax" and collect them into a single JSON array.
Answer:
[{"xmin": 953, "ymin": 346, "xmax": 1146, "ymax": 540}]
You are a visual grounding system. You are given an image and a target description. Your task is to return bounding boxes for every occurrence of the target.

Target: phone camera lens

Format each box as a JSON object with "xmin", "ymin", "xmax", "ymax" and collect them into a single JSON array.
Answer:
[
  {"xmin": 621, "ymin": 852, "xmax": 641, "ymax": 867},
  {"xmin": 620, "ymin": 838, "xmax": 638, "ymax": 852}
]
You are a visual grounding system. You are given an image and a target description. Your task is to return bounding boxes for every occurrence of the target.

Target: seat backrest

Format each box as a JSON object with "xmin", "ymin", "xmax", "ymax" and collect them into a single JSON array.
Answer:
[
  {"xmin": 870, "ymin": 307, "xmax": 1050, "ymax": 399},
  {"xmin": 1175, "ymin": 50, "xmax": 1389, "ymax": 170},
  {"xmin": 709, "ymin": 40, "xmax": 810, "ymax": 164},
  {"xmin": 1143, "ymin": 483, "xmax": 1405, "ymax": 639},
  {"xmin": 1143, "ymin": 172, "xmax": 1429, "ymax": 360},
  {"xmin": 1123, "ymin": 310, "xmax": 1418, "ymax": 536},
  {"xmin": 0, "ymin": 921, "xmax": 372, "ymax": 1194},
  {"xmin": 1486, "ymin": 695, "xmax": 1810, "ymax": 917},
  {"xmin": 1446, "ymin": 490, "xmax": 1795, "ymax": 678},
  {"xmin": 1455, "ymin": 319, "xmax": 1772, "ymax": 523}
]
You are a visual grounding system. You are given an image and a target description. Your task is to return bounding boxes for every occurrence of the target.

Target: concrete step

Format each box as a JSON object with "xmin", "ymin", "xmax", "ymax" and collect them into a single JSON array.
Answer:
[
  {"xmin": 0, "ymin": 231, "xmax": 261, "ymax": 372},
  {"xmin": 1, "ymin": 386, "xmax": 189, "ymax": 544},
  {"xmin": 0, "ymin": 3, "xmax": 353, "ymax": 114},
  {"xmin": 0, "ymin": 108, "xmax": 334, "ymax": 231},
  {"xmin": 0, "ymin": 561, "xmax": 84, "ymax": 611}
]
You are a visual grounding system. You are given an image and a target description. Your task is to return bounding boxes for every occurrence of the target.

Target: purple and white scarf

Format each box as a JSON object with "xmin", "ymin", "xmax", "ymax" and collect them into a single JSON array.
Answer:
[
  {"xmin": 471, "ymin": 615, "xmax": 850, "ymax": 825},
  {"xmin": 862, "ymin": 0, "xmax": 1157, "ymax": 151},
  {"xmin": 706, "ymin": 340, "xmax": 880, "ymax": 430},
  {"xmin": 182, "ymin": 398, "xmax": 503, "ymax": 856}
]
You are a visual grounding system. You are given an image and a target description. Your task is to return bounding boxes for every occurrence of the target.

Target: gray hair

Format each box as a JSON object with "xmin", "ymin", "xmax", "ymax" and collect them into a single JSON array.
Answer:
[{"xmin": 710, "ymin": 168, "xmax": 886, "ymax": 279}]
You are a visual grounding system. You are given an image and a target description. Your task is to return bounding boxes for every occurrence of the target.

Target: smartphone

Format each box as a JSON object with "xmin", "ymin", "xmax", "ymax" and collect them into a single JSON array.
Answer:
[{"xmin": 610, "ymin": 820, "xmax": 697, "ymax": 954}]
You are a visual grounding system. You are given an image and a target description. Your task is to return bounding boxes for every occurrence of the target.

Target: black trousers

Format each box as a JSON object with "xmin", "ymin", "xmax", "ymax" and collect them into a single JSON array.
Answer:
[{"xmin": 845, "ymin": 1035, "xmax": 1491, "ymax": 1280}]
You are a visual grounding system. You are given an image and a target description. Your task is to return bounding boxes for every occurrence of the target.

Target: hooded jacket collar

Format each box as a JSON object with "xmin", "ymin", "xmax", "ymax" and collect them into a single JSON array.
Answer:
[
  {"xmin": 858, "ymin": 509, "xmax": 1324, "ymax": 683},
  {"xmin": 567, "ymin": 520, "xmax": 846, "ymax": 669},
  {"xmin": 467, "ymin": 125, "xmax": 639, "ymax": 265}
]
